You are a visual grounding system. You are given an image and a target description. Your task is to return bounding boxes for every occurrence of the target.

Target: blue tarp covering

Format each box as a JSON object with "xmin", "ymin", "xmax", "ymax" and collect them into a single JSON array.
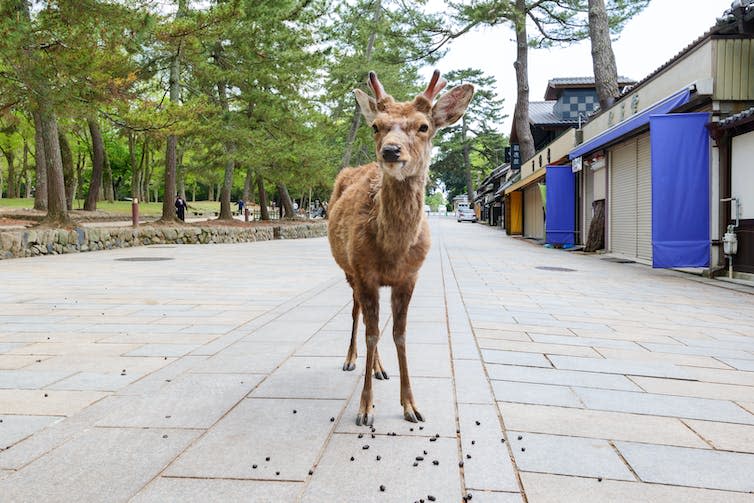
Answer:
[
  {"xmin": 570, "ymin": 88, "xmax": 692, "ymax": 160},
  {"xmin": 545, "ymin": 165, "xmax": 575, "ymax": 246},
  {"xmin": 650, "ymin": 113, "xmax": 710, "ymax": 268}
]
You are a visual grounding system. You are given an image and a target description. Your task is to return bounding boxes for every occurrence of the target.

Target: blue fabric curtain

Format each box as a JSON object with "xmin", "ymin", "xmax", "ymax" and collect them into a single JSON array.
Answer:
[
  {"xmin": 545, "ymin": 165, "xmax": 575, "ymax": 246},
  {"xmin": 650, "ymin": 113, "xmax": 711, "ymax": 268}
]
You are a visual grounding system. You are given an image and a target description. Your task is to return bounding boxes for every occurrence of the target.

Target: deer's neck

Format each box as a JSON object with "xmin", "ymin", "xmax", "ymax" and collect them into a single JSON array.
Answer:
[{"xmin": 374, "ymin": 170, "xmax": 426, "ymax": 254}]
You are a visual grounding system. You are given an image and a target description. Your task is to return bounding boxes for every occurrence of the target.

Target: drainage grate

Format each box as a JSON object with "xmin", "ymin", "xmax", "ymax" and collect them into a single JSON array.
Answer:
[
  {"xmin": 115, "ymin": 257, "xmax": 174, "ymax": 262},
  {"xmin": 600, "ymin": 257, "xmax": 635, "ymax": 264},
  {"xmin": 535, "ymin": 266, "xmax": 576, "ymax": 272}
]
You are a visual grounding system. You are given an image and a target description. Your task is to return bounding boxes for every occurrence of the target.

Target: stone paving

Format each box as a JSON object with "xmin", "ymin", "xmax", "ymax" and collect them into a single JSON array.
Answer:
[{"xmin": 0, "ymin": 218, "xmax": 754, "ymax": 502}]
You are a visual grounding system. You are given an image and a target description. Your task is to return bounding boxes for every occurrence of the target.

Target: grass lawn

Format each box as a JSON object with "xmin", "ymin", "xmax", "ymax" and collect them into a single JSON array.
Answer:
[{"xmin": 0, "ymin": 198, "xmax": 224, "ymax": 217}]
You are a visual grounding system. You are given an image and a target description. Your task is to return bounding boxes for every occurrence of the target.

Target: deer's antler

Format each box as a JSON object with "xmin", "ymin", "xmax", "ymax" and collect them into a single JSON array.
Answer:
[
  {"xmin": 368, "ymin": 71, "xmax": 387, "ymax": 101},
  {"xmin": 422, "ymin": 69, "xmax": 447, "ymax": 101}
]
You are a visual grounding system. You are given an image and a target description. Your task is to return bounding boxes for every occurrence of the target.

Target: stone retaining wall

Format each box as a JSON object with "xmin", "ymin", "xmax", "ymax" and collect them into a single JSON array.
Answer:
[{"xmin": 0, "ymin": 222, "xmax": 328, "ymax": 260}]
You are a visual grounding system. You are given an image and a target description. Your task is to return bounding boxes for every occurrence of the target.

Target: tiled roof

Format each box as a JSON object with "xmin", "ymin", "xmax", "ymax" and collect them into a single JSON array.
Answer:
[
  {"xmin": 529, "ymin": 101, "xmax": 575, "ymax": 125},
  {"xmin": 718, "ymin": 106, "xmax": 754, "ymax": 129},
  {"xmin": 548, "ymin": 77, "xmax": 636, "ymax": 87}
]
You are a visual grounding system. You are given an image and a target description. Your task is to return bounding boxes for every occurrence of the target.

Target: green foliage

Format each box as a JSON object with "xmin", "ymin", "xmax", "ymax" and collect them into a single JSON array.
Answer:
[
  {"xmin": 453, "ymin": 0, "xmax": 650, "ymax": 48},
  {"xmin": 430, "ymin": 68, "xmax": 508, "ymax": 202},
  {"xmin": 424, "ymin": 191, "xmax": 446, "ymax": 212}
]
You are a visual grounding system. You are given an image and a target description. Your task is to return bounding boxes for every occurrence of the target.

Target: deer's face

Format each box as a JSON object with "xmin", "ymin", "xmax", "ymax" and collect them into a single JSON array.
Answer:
[
  {"xmin": 353, "ymin": 70, "xmax": 474, "ymax": 182},
  {"xmin": 370, "ymin": 104, "xmax": 434, "ymax": 181}
]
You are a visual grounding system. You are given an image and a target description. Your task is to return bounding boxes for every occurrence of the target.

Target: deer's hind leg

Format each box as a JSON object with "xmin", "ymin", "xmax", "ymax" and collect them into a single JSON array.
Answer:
[
  {"xmin": 342, "ymin": 281, "xmax": 388, "ymax": 379},
  {"xmin": 342, "ymin": 284, "xmax": 359, "ymax": 372}
]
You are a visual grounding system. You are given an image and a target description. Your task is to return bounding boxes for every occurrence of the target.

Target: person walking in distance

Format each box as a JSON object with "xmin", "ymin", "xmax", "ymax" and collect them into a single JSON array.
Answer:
[{"xmin": 175, "ymin": 195, "xmax": 188, "ymax": 221}]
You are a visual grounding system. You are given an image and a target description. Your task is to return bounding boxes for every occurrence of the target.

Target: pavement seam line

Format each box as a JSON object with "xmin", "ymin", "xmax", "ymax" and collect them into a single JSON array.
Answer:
[{"xmin": 440, "ymin": 231, "xmax": 528, "ymax": 502}]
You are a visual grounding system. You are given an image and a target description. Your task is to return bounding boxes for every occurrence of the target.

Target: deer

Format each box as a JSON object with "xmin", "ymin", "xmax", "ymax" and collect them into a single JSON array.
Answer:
[{"xmin": 327, "ymin": 70, "xmax": 474, "ymax": 426}]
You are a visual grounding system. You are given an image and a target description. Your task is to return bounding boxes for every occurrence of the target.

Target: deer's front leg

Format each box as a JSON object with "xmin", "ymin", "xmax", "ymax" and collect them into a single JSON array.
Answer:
[
  {"xmin": 356, "ymin": 285, "xmax": 380, "ymax": 426},
  {"xmin": 392, "ymin": 279, "xmax": 423, "ymax": 423}
]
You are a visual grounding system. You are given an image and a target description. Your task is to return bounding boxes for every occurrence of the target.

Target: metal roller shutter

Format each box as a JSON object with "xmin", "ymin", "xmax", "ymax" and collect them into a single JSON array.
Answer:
[
  {"xmin": 610, "ymin": 139, "xmax": 638, "ymax": 257},
  {"xmin": 636, "ymin": 133, "xmax": 653, "ymax": 261}
]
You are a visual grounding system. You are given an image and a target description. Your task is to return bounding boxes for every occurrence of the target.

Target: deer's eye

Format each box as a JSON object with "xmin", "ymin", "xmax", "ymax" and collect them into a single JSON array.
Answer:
[
  {"xmin": 418, "ymin": 124, "xmax": 429, "ymax": 133},
  {"xmin": 372, "ymin": 124, "xmax": 379, "ymax": 133}
]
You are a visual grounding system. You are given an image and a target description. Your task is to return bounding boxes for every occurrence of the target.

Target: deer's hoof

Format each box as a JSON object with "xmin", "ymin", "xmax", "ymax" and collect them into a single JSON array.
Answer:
[
  {"xmin": 404, "ymin": 407, "xmax": 424, "ymax": 423},
  {"xmin": 356, "ymin": 412, "xmax": 374, "ymax": 427},
  {"xmin": 342, "ymin": 362, "xmax": 356, "ymax": 371},
  {"xmin": 374, "ymin": 370, "xmax": 389, "ymax": 380}
]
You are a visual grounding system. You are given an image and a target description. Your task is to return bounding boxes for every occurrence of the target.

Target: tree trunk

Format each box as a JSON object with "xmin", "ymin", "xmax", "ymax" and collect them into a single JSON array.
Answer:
[
  {"xmin": 23, "ymin": 140, "xmax": 31, "ymax": 198},
  {"xmin": 160, "ymin": 0, "xmax": 187, "ymax": 221},
  {"xmin": 218, "ymin": 158, "xmax": 235, "ymax": 220},
  {"xmin": 84, "ymin": 117, "xmax": 105, "ymax": 210},
  {"xmin": 243, "ymin": 166, "xmax": 253, "ymax": 202},
  {"xmin": 3, "ymin": 149, "xmax": 16, "ymax": 199},
  {"xmin": 256, "ymin": 173, "xmax": 270, "ymax": 220},
  {"xmin": 38, "ymin": 104, "xmax": 69, "ymax": 224},
  {"xmin": 462, "ymin": 116, "xmax": 474, "ymax": 203},
  {"xmin": 215, "ymin": 74, "xmax": 236, "ymax": 220},
  {"xmin": 58, "ymin": 131, "xmax": 75, "ymax": 211},
  {"xmin": 177, "ymin": 148, "xmax": 186, "ymax": 201},
  {"xmin": 588, "ymin": 0, "xmax": 619, "ymax": 111},
  {"xmin": 208, "ymin": 183, "xmax": 214, "ymax": 202},
  {"xmin": 341, "ymin": 0, "xmax": 382, "ymax": 169},
  {"xmin": 277, "ymin": 182, "xmax": 295, "ymax": 219},
  {"xmin": 128, "ymin": 130, "xmax": 139, "ymax": 201},
  {"xmin": 103, "ymin": 145, "xmax": 114, "ymax": 202},
  {"xmin": 32, "ymin": 111, "xmax": 48, "ymax": 210},
  {"xmin": 585, "ymin": 199, "xmax": 605, "ymax": 251},
  {"xmin": 513, "ymin": 0, "xmax": 536, "ymax": 163}
]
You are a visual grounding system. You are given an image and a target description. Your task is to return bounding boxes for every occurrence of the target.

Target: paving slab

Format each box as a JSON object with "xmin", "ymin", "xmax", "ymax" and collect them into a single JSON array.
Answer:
[
  {"xmin": 499, "ymin": 402, "xmax": 708, "ymax": 448},
  {"xmin": 0, "ymin": 415, "xmax": 62, "ymax": 450},
  {"xmin": 510, "ymin": 432, "xmax": 635, "ymax": 481},
  {"xmin": 481, "ymin": 349, "xmax": 552, "ymax": 368},
  {"xmin": 164, "ymin": 397, "xmax": 344, "ymax": 480},
  {"xmin": 477, "ymin": 338, "xmax": 600, "ymax": 358},
  {"xmin": 0, "ymin": 427, "xmax": 200, "ymax": 503},
  {"xmin": 458, "ymin": 403, "xmax": 519, "ymax": 492},
  {"xmin": 0, "ymin": 370, "xmax": 73, "ymax": 389},
  {"xmin": 454, "ymin": 359, "xmax": 495, "ymax": 404},
  {"xmin": 251, "ymin": 356, "xmax": 360, "ymax": 399},
  {"xmin": 684, "ymin": 419, "xmax": 754, "ymax": 452},
  {"xmin": 96, "ymin": 372, "xmax": 262, "ymax": 429},
  {"xmin": 615, "ymin": 441, "xmax": 754, "ymax": 492},
  {"xmin": 574, "ymin": 387, "xmax": 754, "ymax": 424},
  {"xmin": 548, "ymin": 354, "xmax": 692, "ymax": 379},
  {"xmin": 487, "ymin": 364, "xmax": 641, "ymax": 391},
  {"xmin": 520, "ymin": 472, "xmax": 754, "ymax": 503},
  {"xmin": 300, "ymin": 433, "xmax": 463, "ymax": 502},
  {"xmin": 630, "ymin": 375, "xmax": 754, "ymax": 402},
  {"xmin": 0, "ymin": 389, "xmax": 107, "ymax": 416},
  {"xmin": 131, "ymin": 478, "xmax": 304, "ymax": 503},
  {"xmin": 492, "ymin": 380, "xmax": 582, "ymax": 407}
]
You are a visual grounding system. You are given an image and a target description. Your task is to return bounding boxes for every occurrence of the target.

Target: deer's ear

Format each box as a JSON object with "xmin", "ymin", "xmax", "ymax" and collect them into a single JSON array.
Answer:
[
  {"xmin": 432, "ymin": 84, "xmax": 474, "ymax": 128},
  {"xmin": 354, "ymin": 89, "xmax": 378, "ymax": 124}
]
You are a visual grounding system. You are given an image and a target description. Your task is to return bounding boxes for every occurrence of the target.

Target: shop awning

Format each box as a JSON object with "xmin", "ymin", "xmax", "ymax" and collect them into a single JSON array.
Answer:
[{"xmin": 569, "ymin": 88, "xmax": 692, "ymax": 160}]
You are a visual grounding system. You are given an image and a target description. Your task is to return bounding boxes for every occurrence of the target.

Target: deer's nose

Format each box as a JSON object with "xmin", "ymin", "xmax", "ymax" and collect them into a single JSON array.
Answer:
[{"xmin": 381, "ymin": 144, "xmax": 401, "ymax": 162}]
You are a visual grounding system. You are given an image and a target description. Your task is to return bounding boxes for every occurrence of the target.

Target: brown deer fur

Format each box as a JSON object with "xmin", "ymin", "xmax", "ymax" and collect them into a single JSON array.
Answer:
[{"xmin": 328, "ymin": 70, "xmax": 473, "ymax": 425}]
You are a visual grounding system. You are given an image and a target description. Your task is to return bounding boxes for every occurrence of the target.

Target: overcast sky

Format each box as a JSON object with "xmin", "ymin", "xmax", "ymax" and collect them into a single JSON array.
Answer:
[{"xmin": 432, "ymin": 0, "xmax": 734, "ymax": 133}]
